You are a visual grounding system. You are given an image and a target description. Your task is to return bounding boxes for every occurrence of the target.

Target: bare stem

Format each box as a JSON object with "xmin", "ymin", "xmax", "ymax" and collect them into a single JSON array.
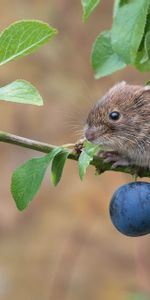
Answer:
[
  {"xmin": 0, "ymin": 131, "xmax": 56, "ymax": 153},
  {"xmin": 0, "ymin": 131, "xmax": 149, "ymax": 178},
  {"xmin": 0, "ymin": 131, "xmax": 78, "ymax": 160}
]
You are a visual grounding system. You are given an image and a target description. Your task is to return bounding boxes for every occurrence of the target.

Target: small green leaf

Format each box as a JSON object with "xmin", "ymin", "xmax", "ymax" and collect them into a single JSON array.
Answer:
[
  {"xmin": 81, "ymin": 0, "xmax": 101, "ymax": 21},
  {"xmin": 51, "ymin": 149, "xmax": 70, "ymax": 186},
  {"xmin": 134, "ymin": 11, "xmax": 150, "ymax": 68},
  {"xmin": 111, "ymin": 0, "xmax": 150, "ymax": 64},
  {"xmin": 146, "ymin": 80, "xmax": 150, "ymax": 86},
  {"xmin": 78, "ymin": 150, "xmax": 93, "ymax": 180},
  {"xmin": 91, "ymin": 31, "xmax": 126, "ymax": 79},
  {"xmin": 143, "ymin": 31, "xmax": 150, "ymax": 62},
  {"xmin": 113, "ymin": 0, "xmax": 120, "ymax": 19},
  {"xmin": 78, "ymin": 141, "xmax": 99, "ymax": 180},
  {"xmin": 0, "ymin": 20, "xmax": 57, "ymax": 65},
  {"xmin": 128, "ymin": 292, "xmax": 149, "ymax": 300},
  {"xmin": 113, "ymin": 0, "xmax": 129, "ymax": 18},
  {"xmin": 0, "ymin": 80, "xmax": 43, "ymax": 106},
  {"xmin": 135, "ymin": 48, "xmax": 150, "ymax": 72},
  {"xmin": 11, "ymin": 147, "xmax": 62, "ymax": 211},
  {"xmin": 83, "ymin": 140, "xmax": 100, "ymax": 155}
]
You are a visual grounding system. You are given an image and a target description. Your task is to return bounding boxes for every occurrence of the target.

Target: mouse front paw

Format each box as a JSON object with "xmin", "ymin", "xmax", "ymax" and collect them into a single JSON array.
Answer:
[{"xmin": 99, "ymin": 151, "xmax": 131, "ymax": 169}]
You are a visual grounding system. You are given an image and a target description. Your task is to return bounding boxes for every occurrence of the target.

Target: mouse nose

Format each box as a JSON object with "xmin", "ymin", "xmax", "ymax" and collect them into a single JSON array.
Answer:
[{"xmin": 84, "ymin": 127, "xmax": 97, "ymax": 142}]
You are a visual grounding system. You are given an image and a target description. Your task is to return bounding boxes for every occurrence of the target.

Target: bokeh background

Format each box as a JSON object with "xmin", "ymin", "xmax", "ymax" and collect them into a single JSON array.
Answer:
[{"xmin": 0, "ymin": 1, "xmax": 150, "ymax": 299}]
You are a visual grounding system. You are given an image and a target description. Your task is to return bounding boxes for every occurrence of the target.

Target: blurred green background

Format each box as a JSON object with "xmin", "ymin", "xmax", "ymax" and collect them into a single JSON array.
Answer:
[{"xmin": 0, "ymin": 1, "xmax": 150, "ymax": 299}]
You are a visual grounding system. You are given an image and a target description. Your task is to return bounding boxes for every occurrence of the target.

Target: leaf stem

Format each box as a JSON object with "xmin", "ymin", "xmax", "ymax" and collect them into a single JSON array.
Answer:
[{"xmin": 0, "ymin": 130, "xmax": 149, "ymax": 178}]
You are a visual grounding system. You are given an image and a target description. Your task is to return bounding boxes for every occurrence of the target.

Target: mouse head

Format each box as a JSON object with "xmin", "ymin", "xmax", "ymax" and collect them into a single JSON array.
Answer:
[{"xmin": 84, "ymin": 81, "xmax": 150, "ymax": 152}]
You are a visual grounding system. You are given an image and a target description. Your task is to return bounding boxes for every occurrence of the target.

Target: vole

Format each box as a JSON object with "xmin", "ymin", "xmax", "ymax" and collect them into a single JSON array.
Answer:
[{"xmin": 84, "ymin": 81, "xmax": 150, "ymax": 168}]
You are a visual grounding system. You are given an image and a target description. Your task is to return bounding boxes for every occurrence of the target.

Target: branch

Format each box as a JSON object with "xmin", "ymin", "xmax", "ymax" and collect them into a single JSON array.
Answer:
[
  {"xmin": 0, "ymin": 130, "xmax": 79, "ymax": 160},
  {"xmin": 0, "ymin": 131, "xmax": 149, "ymax": 178}
]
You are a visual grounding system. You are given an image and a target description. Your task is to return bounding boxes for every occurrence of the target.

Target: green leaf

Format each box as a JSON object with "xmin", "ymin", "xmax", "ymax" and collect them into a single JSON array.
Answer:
[
  {"xmin": 113, "ymin": 0, "xmax": 120, "ymax": 18},
  {"xmin": 81, "ymin": 0, "xmax": 101, "ymax": 21},
  {"xmin": 11, "ymin": 147, "xmax": 62, "ymax": 211},
  {"xmin": 111, "ymin": 0, "xmax": 150, "ymax": 64},
  {"xmin": 113, "ymin": 0, "xmax": 130, "ymax": 18},
  {"xmin": 78, "ymin": 141, "xmax": 99, "ymax": 180},
  {"xmin": 146, "ymin": 80, "xmax": 150, "ymax": 86},
  {"xmin": 0, "ymin": 80, "xmax": 43, "ymax": 106},
  {"xmin": 91, "ymin": 31, "xmax": 126, "ymax": 79},
  {"xmin": 135, "ymin": 48, "xmax": 150, "ymax": 72},
  {"xmin": 143, "ymin": 31, "xmax": 150, "ymax": 62},
  {"xmin": 51, "ymin": 148, "xmax": 70, "ymax": 186},
  {"xmin": 0, "ymin": 20, "xmax": 57, "ymax": 65},
  {"xmin": 128, "ymin": 292, "xmax": 149, "ymax": 300},
  {"xmin": 134, "ymin": 11, "xmax": 150, "ymax": 71}
]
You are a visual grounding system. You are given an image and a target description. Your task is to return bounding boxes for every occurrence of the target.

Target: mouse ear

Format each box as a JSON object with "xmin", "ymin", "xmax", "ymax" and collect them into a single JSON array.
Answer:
[
  {"xmin": 135, "ymin": 85, "xmax": 150, "ymax": 100},
  {"xmin": 138, "ymin": 85, "xmax": 150, "ymax": 95},
  {"xmin": 108, "ymin": 81, "xmax": 127, "ymax": 94},
  {"xmin": 114, "ymin": 81, "xmax": 127, "ymax": 89},
  {"xmin": 119, "ymin": 81, "xmax": 127, "ymax": 85}
]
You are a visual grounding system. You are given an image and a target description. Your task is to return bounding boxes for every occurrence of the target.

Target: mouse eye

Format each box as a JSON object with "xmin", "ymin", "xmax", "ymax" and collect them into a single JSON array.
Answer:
[{"xmin": 109, "ymin": 111, "xmax": 120, "ymax": 121}]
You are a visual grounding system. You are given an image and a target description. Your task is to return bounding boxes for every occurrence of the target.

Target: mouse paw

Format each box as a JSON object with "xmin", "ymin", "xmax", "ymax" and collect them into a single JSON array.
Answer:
[
  {"xmin": 111, "ymin": 158, "xmax": 131, "ymax": 169},
  {"xmin": 99, "ymin": 151, "xmax": 131, "ymax": 168}
]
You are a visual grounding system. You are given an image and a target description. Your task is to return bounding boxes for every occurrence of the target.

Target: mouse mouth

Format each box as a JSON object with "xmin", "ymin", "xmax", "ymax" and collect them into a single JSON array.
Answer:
[
  {"xmin": 84, "ymin": 130, "xmax": 97, "ymax": 143},
  {"xmin": 84, "ymin": 125, "xmax": 99, "ymax": 143},
  {"xmin": 84, "ymin": 125, "xmax": 107, "ymax": 145},
  {"xmin": 84, "ymin": 124, "xmax": 115, "ymax": 149}
]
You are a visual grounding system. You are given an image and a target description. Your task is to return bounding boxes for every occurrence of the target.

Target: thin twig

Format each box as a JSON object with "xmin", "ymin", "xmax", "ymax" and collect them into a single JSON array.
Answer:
[{"xmin": 0, "ymin": 131, "xmax": 149, "ymax": 178}]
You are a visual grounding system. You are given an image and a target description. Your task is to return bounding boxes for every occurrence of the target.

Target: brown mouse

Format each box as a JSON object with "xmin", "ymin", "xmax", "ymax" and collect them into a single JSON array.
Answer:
[{"xmin": 84, "ymin": 81, "xmax": 150, "ymax": 168}]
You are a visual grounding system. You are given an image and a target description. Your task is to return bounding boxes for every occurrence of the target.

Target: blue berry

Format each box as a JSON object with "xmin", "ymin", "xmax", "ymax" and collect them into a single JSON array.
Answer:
[{"xmin": 109, "ymin": 182, "xmax": 150, "ymax": 237}]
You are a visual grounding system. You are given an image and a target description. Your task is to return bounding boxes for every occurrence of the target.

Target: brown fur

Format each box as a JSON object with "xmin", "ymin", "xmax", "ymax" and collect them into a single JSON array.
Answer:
[{"xmin": 84, "ymin": 82, "xmax": 150, "ymax": 167}]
